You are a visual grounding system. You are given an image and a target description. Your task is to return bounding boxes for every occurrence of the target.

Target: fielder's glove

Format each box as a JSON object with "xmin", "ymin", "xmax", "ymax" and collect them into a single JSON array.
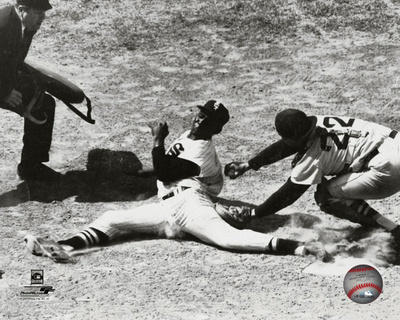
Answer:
[{"xmin": 215, "ymin": 202, "xmax": 252, "ymax": 229}]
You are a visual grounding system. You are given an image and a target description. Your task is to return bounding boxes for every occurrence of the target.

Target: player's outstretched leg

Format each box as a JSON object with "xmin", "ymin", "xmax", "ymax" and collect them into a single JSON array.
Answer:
[
  {"xmin": 24, "ymin": 227, "xmax": 109, "ymax": 262},
  {"xmin": 185, "ymin": 205, "xmax": 332, "ymax": 262},
  {"xmin": 58, "ymin": 227, "xmax": 109, "ymax": 250}
]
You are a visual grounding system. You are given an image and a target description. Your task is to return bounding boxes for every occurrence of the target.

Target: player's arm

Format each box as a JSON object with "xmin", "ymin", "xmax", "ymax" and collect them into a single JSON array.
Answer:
[
  {"xmin": 151, "ymin": 121, "xmax": 200, "ymax": 182},
  {"xmin": 225, "ymin": 140, "xmax": 301, "ymax": 179},
  {"xmin": 152, "ymin": 147, "xmax": 200, "ymax": 182},
  {"xmin": 254, "ymin": 177, "xmax": 310, "ymax": 218}
]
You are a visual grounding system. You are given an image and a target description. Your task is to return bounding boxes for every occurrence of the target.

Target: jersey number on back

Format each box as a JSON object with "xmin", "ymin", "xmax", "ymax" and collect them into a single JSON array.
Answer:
[{"xmin": 321, "ymin": 117, "xmax": 355, "ymax": 151}]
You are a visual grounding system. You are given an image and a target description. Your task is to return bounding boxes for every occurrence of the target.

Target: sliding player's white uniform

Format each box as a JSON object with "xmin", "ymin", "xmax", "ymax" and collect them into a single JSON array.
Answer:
[{"xmin": 88, "ymin": 131, "xmax": 273, "ymax": 252}]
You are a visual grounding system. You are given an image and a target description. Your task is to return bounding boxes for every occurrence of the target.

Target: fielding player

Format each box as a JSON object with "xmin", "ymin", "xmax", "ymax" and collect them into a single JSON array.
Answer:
[
  {"xmin": 222, "ymin": 109, "xmax": 400, "ymax": 255},
  {"xmin": 24, "ymin": 101, "xmax": 330, "ymax": 262}
]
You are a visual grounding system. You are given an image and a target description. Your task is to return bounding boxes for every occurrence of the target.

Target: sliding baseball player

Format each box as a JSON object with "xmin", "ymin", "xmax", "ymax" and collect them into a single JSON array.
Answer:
[{"xmin": 24, "ymin": 102, "xmax": 330, "ymax": 262}]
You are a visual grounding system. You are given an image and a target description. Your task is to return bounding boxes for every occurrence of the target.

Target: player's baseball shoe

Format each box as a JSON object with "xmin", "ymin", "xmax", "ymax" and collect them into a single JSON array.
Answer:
[
  {"xmin": 24, "ymin": 234, "xmax": 71, "ymax": 262},
  {"xmin": 303, "ymin": 241, "xmax": 333, "ymax": 262},
  {"xmin": 215, "ymin": 202, "xmax": 252, "ymax": 229}
]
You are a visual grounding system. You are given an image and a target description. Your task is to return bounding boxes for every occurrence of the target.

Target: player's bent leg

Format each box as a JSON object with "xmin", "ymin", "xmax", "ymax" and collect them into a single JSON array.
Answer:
[
  {"xmin": 327, "ymin": 157, "xmax": 400, "ymax": 200},
  {"xmin": 315, "ymin": 180, "xmax": 397, "ymax": 231}
]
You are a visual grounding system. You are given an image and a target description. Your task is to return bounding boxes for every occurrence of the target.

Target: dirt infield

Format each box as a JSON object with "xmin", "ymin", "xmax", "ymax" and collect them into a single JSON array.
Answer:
[{"xmin": 1, "ymin": 0, "xmax": 400, "ymax": 319}]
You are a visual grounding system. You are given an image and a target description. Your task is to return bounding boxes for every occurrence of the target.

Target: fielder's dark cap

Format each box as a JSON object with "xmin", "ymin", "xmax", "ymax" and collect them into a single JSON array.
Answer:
[
  {"xmin": 198, "ymin": 100, "xmax": 230, "ymax": 126},
  {"xmin": 275, "ymin": 108, "xmax": 317, "ymax": 144},
  {"xmin": 16, "ymin": 0, "xmax": 52, "ymax": 11}
]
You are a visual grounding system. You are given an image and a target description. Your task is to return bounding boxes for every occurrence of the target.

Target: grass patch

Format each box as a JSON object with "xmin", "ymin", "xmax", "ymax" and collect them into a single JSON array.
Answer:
[
  {"xmin": 298, "ymin": 0, "xmax": 400, "ymax": 33},
  {"xmin": 44, "ymin": 0, "xmax": 400, "ymax": 54},
  {"xmin": 113, "ymin": 0, "xmax": 300, "ymax": 51}
]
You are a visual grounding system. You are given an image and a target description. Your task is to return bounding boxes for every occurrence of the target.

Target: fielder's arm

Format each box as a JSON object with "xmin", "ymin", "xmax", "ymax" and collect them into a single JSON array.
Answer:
[
  {"xmin": 254, "ymin": 177, "xmax": 310, "ymax": 218},
  {"xmin": 225, "ymin": 139, "xmax": 301, "ymax": 178}
]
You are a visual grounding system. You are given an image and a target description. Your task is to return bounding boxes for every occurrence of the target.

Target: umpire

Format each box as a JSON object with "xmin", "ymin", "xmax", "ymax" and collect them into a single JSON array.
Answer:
[{"xmin": 0, "ymin": 0, "xmax": 60, "ymax": 181}]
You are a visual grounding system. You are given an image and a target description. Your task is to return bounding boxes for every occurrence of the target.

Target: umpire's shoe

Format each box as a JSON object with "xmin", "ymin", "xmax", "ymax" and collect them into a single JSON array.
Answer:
[
  {"xmin": 215, "ymin": 202, "xmax": 252, "ymax": 229},
  {"xmin": 24, "ymin": 234, "xmax": 71, "ymax": 262},
  {"xmin": 18, "ymin": 163, "xmax": 61, "ymax": 182}
]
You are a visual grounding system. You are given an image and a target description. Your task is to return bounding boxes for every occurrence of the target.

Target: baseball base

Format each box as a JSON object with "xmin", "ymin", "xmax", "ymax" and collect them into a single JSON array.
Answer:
[{"xmin": 302, "ymin": 256, "xmax": 381, "ymax": 276}]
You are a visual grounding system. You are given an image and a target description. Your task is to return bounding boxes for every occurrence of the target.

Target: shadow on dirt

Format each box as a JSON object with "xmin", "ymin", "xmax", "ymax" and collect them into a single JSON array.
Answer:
[{"xmin": 0, "ymin": 149, "xmax": 157, "ymax": 206}]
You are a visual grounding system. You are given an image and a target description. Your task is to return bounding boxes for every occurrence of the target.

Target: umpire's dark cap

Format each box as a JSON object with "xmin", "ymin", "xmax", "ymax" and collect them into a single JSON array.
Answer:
[
  {"xmin": 198, "ymin": 100, "xmax": 230, "ymax": 126},
  {"xmin": 275, "ymin": 109, "xmax": 317, "ymax": 145},
  {"xmin": 16, "ymin": 0, "xmax": 52, "ymax": 11}
]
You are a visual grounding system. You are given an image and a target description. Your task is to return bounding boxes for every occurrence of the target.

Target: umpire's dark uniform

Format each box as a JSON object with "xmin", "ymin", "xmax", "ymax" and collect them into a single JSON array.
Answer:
[{"xmin": 0, "ymin": 1, "xmax": 59, "ymax": 181}]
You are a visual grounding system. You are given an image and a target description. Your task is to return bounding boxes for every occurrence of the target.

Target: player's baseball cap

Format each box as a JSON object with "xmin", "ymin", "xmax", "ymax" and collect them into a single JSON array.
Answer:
[
  {"xmin": 197, "ymin": 100, "xmax": 230, "ymax": 126},
  {"xmin": 275, "ymin": 108, "xmax": 317, "ymax": 146},
  {"xmin": 16, "ymin": 0, "xmax": 52, "ymax": 11}
]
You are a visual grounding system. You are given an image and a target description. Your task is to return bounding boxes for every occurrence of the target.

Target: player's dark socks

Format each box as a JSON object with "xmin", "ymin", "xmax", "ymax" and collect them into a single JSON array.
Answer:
[
  {"xmin": 58, "ymin": 236, "xmax": 86, "ymax": 250},
  {"xmin": 317, "ymin": 195, "xmax": 382, "ymax": 228},
  {"xmin": 268, "ymin": 237, "xmax": 304, "ymax": 255},
  {"xmin": 58, "ymin": 228, "xmax": 109, "ymax": 250}
]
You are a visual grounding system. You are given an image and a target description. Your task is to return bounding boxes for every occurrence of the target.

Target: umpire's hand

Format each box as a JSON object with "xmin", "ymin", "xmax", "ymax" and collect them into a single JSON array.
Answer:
[{"xmin": 1, "ymin": 89, "xmax": 23, "ymax": 114}]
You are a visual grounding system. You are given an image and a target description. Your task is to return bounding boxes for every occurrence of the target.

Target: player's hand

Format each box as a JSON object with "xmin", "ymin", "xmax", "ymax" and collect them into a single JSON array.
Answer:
[
  {"xmin": 151, "ymin": 121, "xmax": 169, "ymax": 146},
  {"xmin": 2, "ymin": 89, "xmax": 23, "ymax": 113},
  {"xmin": 151, "ymin": 121, "xmax": 169, "ymax": 138},
  {"xmin": 224, "ymin": 161, "xmax": 250, "ymax": 179}
]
